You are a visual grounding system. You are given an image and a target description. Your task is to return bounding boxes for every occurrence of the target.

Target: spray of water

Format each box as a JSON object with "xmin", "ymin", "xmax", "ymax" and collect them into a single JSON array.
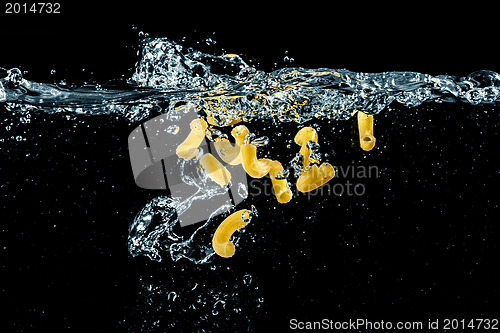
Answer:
[{"xmin": 2, "ymin": 37, "xmax": 500, "ymax": 125}]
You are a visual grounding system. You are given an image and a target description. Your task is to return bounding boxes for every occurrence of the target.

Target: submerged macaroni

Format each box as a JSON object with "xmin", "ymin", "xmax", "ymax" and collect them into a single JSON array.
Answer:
[
  {"xmin": 296, "ymin": 163, "xmax": 336, "ymax": 192},
  {"xmin": 176, "ymin": 119, "xmax": 208, "ymax": 160},
  {"xmin": 357, "ymin": 111, "xmax": 376, "ymax": 151},
  {"xmin": 294, "ymin": 127, "xmax": 318, "ymax": 168},
  {"xmin": 294, "ymin": 126, "xmax": 336, "ymax": 192},
  {"xmin": 241, "ymin": 143, "xmax": 273, "ymax": 179},
  {"xmin": 199, "ymin": 153, "xmax": 232, "ymax": 186},
  {"xmin": 212, "ymin": 208, "xmax": 255, "ymax": 258},
  {"xmin": 269, "ymin": 160, "xmax": 292, "ymax": 203},
  {"xmin": 214, "ymin": 125, "xmax": 250, "ymax": 165},
  {"xmin": 228, "ymin": 126, "xmax": 292, "ymax": 203}
]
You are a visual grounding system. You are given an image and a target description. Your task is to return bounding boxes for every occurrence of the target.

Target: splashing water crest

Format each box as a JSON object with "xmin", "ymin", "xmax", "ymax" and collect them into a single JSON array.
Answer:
[
  {"xmin": 2, "ymin": 36, "xmax": 499, "ymax": 263},
  {"xmin": 2, "ymin": 37, "xmax": 500, "ymax": 125},
  {"xmin": 128, "ymin": 147, "xmax": 252, "ymax": 262}
]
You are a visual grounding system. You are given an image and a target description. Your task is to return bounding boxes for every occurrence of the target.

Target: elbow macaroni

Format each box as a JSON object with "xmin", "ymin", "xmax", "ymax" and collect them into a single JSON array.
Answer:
[
  {"xmin": 294, "ymin": 126, "xmax": 335, "ymax": 192},
  {"xmin": 296, "ymin": 163, "xmax": 335, "ymax": 192},
  {"xmin": 212, "ymin": 208, "xmax": 255, "ymax": 258},
  {"xmin": 357, "ymin": 111, "xmax": 376, "ymax": 151},
  {"xmin": 241, "ymin": 143, "xmax": 273, "ymax": 179},
  {"xmin": 214, "ymin": 125, "xmax": 250, "ymax": 165},
  {"xmin": 269, "ymin": 160, "xmax": 292, "ymax": 203},
  {"xmin": 176, "ymin": 119, "xmax": 208, "ymax": 160},
  {"xmin": 294, "ymin": 127, "xmax": 318, "ymax": 168},
  {"xmin": 199, "ymin": 153, "xmax": 232, "ymax": 186},
  {"xmin": 228, "ymin": 126, "xmax": 292, "ymax": 203}
]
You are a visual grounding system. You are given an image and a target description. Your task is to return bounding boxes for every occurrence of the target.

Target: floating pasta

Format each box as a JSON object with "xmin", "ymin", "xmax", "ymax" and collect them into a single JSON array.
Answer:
[
  {"xmin": 199, "ymin": 153, "xmax": 232, "ymax": 186},
  {"xmin": 357, "ymin": 111, "xmax": 376, "ymax": 151},
  {"xmin": 213, "ymin": 125, "xmax": 250, "ymax": 165},
  {"xmin": 212, "ymin": 208, "xmax": 255, "ymax": 258},
  {"xmin": 296, "ymin": 163, "xmax": 336, "ymax": 192},
  {"xmin": 176, "ymin": 118, "xmax": 208, "ymax": 160},
  {"xmin": 269, "ymin": 160, "xmax": 292, "ymax": 203}
]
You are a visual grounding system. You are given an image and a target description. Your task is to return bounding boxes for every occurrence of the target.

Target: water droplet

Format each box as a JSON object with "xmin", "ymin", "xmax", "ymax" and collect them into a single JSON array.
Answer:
[
  {"xmin": 212, "ymin": 299, "xmax": 226, "ymax": 315},
  {"xmin": 242, "ymin": 273, "xmax": 252, "ymax": 285},
  {"xmin": 167, "ymin": 291, "xmax": 178, "ymax": 301}
]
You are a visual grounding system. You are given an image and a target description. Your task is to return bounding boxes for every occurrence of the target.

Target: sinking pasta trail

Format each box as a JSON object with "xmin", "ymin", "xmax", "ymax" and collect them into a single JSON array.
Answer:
[{"xmin": 174, "ymin": 110, "xmax": 378, "ymax": 257}]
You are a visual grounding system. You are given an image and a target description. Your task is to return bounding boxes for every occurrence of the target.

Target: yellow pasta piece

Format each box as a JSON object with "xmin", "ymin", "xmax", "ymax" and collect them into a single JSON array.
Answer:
[
  {"xmin": 199, "ymin": 153, "xmax": 232, "ymax": 186},
  {"xmin": 241, "ymin": 143, "xmax": 273, "ymax": 178},
  {"xmin": 357, "ymin": 111, "xmax": 376, "ymax": 151},
  {"xmin": 176, "ymin": 119, "xmax": 208, "ymax": 160},
  {"xmin": 294, "ymin": 127, "xmax": 318, "ymax": 168},
  {"xmin": 293, "ymin": 126, "xmax": 335, "ymax": 192},
  {"xmin": 231, "ymin": 125, "xmax": 250, "ymax": 147},
  {"xmin": 296, "ymin": 163, "xmax": 336, "ymax": 193},
  {"xmin": 213, "ymin": 125, "xmax": 250, "ymax": 165},
  {"xmin": 269, "ymin": 160, "xmax": 292, "ymax": 203},
  {"xmin": 212, "ymin": 209, "xmax": 254, "ymax": 258}
]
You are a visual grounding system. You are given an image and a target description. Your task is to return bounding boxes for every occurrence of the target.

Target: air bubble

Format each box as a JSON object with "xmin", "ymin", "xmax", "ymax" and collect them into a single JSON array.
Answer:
[
  {"xmin": 211, "ymin": 299, "xmax": 226, "ymax": 315},
  {"xmin": 242, "ymin": 274, "xmax": 252, "ymax": 286}
]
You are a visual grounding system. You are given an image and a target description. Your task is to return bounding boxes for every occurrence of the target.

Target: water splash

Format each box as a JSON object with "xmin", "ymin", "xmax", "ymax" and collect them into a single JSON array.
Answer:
[
  {"xmin": 129, "ymin": 192, "xmax": 253, "ymax": 263},
  {"xmin": 129, "ymin": 37, "xmax": 500, "ymax": 124},
  {"xmin": 2, "ymin": 37, "xmax": 500, "ymax": 126},
  {"xmin": 128, "ymin": 150, "xmax": 249, "ymax": 263}
]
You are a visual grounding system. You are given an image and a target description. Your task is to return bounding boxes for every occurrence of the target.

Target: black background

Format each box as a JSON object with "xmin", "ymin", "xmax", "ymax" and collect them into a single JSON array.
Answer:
[
  {"xmin": 2, "ymin": 2, "xmax": 499, "ymax": 332},
  {"xmin": 1, "ymin": 2, "xmax": 500, "ymax": 77}
]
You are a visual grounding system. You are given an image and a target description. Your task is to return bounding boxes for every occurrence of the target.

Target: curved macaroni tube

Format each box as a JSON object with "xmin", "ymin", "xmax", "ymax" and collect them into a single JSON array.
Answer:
[
  {"xmin": 296, "ymin": 163, "xmax": 336, "ymax": 193},
  {"xmin": 213, "ymin": 125, "xmax": 250, "ymax": 165},
  {"xmin": 241, "ymin": 144, "xmax": 273, "ymax": 178},
  {"xmin": 269, "ymin": 160, "xmax": 292, "ymax": 203},
  {"xmin": 176, "ymin": 119, "xmax": 208, "ymax": 160},
  {"xmin": 199, "ymin": 153, "xmax": 232, "ymax": 186},
  {"xmin": 357, "ymin": 111, "xmax": 376, "ymax": 151},
  {"xmin": 212, "ymin": 209, "xmax": 254, "ymax": 258},
  {"xmin": 231, "ymin": 125, "xmax": 250, "ymax": 147},
  {"xmin": 294, "ymin": 127, "xmax": 318, "ymax": 168}
]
